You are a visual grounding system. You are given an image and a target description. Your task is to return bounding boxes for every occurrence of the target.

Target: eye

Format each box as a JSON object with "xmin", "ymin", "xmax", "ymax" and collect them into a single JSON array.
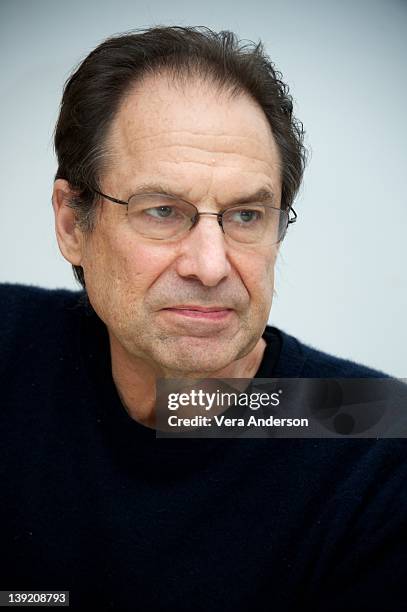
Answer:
[
  {"xmin": 145, "ymin": 206, "xmax": 178, "ymax": 219},
  {"xmin": 229, "ymin": 208, "xmax": 264, "ymax": 223},
  {"xmin": 239, "ymin": 210, "xmax": 258, "ymax": 222}
]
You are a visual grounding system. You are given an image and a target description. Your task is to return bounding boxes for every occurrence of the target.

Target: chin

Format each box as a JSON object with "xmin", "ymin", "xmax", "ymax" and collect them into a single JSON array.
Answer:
[{"xmin": 156, "ymin": 338, "xmax": 240, "ymax": 377}]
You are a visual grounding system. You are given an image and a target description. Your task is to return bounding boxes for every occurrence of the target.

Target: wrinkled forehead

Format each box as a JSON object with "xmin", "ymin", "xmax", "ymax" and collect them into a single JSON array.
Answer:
[
  {"xmin": 108, "ymin": 73, "xmax": 280, "ymax": 162},
  {"xmin": 103, "ymin": 73, "xmax": 282, "ymax": 205}
]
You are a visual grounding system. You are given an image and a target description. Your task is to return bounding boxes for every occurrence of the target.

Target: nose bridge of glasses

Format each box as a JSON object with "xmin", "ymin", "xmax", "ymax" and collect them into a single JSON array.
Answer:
[{"xmin": 191, "ymin": 210, "xmax": 224, "ymax": 231}]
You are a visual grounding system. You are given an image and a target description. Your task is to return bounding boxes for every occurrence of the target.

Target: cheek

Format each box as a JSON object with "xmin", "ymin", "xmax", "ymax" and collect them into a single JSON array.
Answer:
[
  {"xmin": 236, "ymin": 247, "xmax": 276, "ymax": 325},
  {"xmin": 118, "ymin": 243, "xmax": 175, "ymax": 294},
  {"xmin": 83, "ymin": 228, "xmax": 177, "ymax": 307},
  {"xmin": 235, "ymin": 248, "xmax": 276, "ymax": 310}
]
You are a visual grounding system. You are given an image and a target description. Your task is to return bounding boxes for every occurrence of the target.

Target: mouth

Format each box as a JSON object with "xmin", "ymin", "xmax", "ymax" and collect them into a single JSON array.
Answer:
[{"xmin": 161, "ymin": 306, "xmax": 234, "ymax": 321}]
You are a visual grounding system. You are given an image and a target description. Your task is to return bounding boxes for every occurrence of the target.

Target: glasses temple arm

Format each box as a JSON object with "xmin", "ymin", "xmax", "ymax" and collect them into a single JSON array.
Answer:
[
  {"xmin": 92, "ymin": 189, "xmax": 128, "ymax": 206},
  {"xmin": 288, "ymin": 207, "xmax": 297, "ymax": 224}
]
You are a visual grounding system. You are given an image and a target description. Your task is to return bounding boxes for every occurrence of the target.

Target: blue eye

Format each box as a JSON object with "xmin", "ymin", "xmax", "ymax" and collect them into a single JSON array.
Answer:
[
  {"xmin": 239, "ymin": 210, "xmax": 257, "ymax": 222},
  {"xmin": 146, "ymin": 206, "xmax": 175, "ymax": 219},
  {"xmin": 230, "ymin": 209, "xmax": 263, "ymax": 223}
]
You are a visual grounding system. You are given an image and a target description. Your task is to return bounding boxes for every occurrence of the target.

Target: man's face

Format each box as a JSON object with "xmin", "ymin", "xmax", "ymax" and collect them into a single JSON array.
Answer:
[{"xmin": 79, "ymin": 75, "xmax": 282, "ymax": 376}]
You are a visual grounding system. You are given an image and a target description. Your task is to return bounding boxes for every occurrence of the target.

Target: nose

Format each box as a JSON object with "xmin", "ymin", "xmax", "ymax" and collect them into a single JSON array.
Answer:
[{"xmin": 175, "ymin": 215, "xmax": 232, "ymax": 287}]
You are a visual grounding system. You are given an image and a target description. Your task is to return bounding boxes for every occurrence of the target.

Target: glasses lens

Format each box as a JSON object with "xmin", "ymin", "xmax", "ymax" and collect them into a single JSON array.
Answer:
[
  {"xmin": 222, "ymin": 206, "xmax": 289, "ymax": 245},
  {"xmin": 127, "ymin": 194, "xmax": 195, "ymax": 239}
]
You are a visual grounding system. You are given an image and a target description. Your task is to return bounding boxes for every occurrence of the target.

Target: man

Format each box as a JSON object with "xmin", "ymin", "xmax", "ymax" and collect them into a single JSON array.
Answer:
[{"xmin": 0, "ymin": 26, "xmax": 405, "ymax": 611}]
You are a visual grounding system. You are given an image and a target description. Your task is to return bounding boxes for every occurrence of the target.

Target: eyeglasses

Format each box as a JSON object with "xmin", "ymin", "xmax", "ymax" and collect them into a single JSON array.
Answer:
[{"xmin": 92, "ymin": 189, "xmax": 297, "ymax": 245}]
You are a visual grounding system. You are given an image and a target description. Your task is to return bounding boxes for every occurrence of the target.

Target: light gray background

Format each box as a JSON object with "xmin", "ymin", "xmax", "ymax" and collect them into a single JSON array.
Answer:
[{"xmin": 1, "ymin": 0, "xmax": 406, "ymax": 376}]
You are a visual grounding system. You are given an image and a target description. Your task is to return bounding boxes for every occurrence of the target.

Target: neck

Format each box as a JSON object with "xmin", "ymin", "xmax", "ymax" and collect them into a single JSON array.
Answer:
[{"xmin": 108, "ymin": 333, "xmax": 267, "ymax": 428}]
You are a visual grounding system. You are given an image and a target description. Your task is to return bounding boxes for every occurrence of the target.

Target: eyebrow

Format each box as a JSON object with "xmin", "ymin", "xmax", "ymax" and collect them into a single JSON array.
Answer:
[{"xmin": 128, "ymin": 183, "xmax": 275, "ymax": 206}]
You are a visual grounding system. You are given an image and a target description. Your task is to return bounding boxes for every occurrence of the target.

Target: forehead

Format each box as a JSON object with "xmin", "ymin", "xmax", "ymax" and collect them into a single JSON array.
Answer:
[{"xmin": 105, "ymin": 74, "xmax": 282, "ymax": 203}]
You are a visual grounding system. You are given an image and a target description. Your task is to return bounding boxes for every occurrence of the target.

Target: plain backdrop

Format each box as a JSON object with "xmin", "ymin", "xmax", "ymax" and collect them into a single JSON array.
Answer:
[{"xmin": 1, "ymin": 0, "xmax": 406, "ymax": 376}]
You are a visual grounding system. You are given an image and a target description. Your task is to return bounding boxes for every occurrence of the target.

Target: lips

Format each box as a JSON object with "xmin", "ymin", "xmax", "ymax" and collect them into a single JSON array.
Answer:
[
  {"xmin": 165, "ymin": 305, "xmax": 232, "ymax": 312},
  {"xmin": 161, "ymin": 306, "xmax": 233, "ymax": 320}
]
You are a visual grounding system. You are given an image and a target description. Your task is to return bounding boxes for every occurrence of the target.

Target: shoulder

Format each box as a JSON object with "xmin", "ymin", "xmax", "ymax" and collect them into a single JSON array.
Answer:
[
  {"xmin": 0, "ymin": 282, "xmax": 83, "ymax": 308},
  {"xmin": 0, "ymin": 282, "xmax": 86, "ymax": 357},
  {"xmin": 268, "ymin": 326, "xmax": 389, "ymax": 378},
  {"xmin": 0, "ymin": 282, "xmax": 85, "ymax": 325},
  {"xmin": 299, "ymin": 335, "xmax": 388, "ymax": 378}
]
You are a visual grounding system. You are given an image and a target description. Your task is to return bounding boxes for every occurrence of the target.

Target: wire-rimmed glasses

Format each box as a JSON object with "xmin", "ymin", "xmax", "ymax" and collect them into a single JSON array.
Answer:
[{"xmin": 92, "ymin": 189, "xmax": 297, "ymax": 245}]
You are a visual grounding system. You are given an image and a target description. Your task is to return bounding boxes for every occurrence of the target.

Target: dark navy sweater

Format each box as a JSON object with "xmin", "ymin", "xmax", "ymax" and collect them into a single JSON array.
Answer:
[{"xmin": 0, "ymin": 284, "xmax": 405, "ymax": 611}]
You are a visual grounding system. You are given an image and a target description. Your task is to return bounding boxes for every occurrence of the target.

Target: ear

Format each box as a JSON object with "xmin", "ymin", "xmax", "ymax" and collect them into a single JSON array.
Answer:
[{"xmin": 52, "ymin": 179, "xmax": 84, "ymax": 266}]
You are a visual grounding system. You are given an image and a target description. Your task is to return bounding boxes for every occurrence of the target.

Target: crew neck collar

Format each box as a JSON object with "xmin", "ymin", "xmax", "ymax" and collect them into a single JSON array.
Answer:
[{"xmin": 78, "ymin": 297, "xmax": 305, "ymax": 453}]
